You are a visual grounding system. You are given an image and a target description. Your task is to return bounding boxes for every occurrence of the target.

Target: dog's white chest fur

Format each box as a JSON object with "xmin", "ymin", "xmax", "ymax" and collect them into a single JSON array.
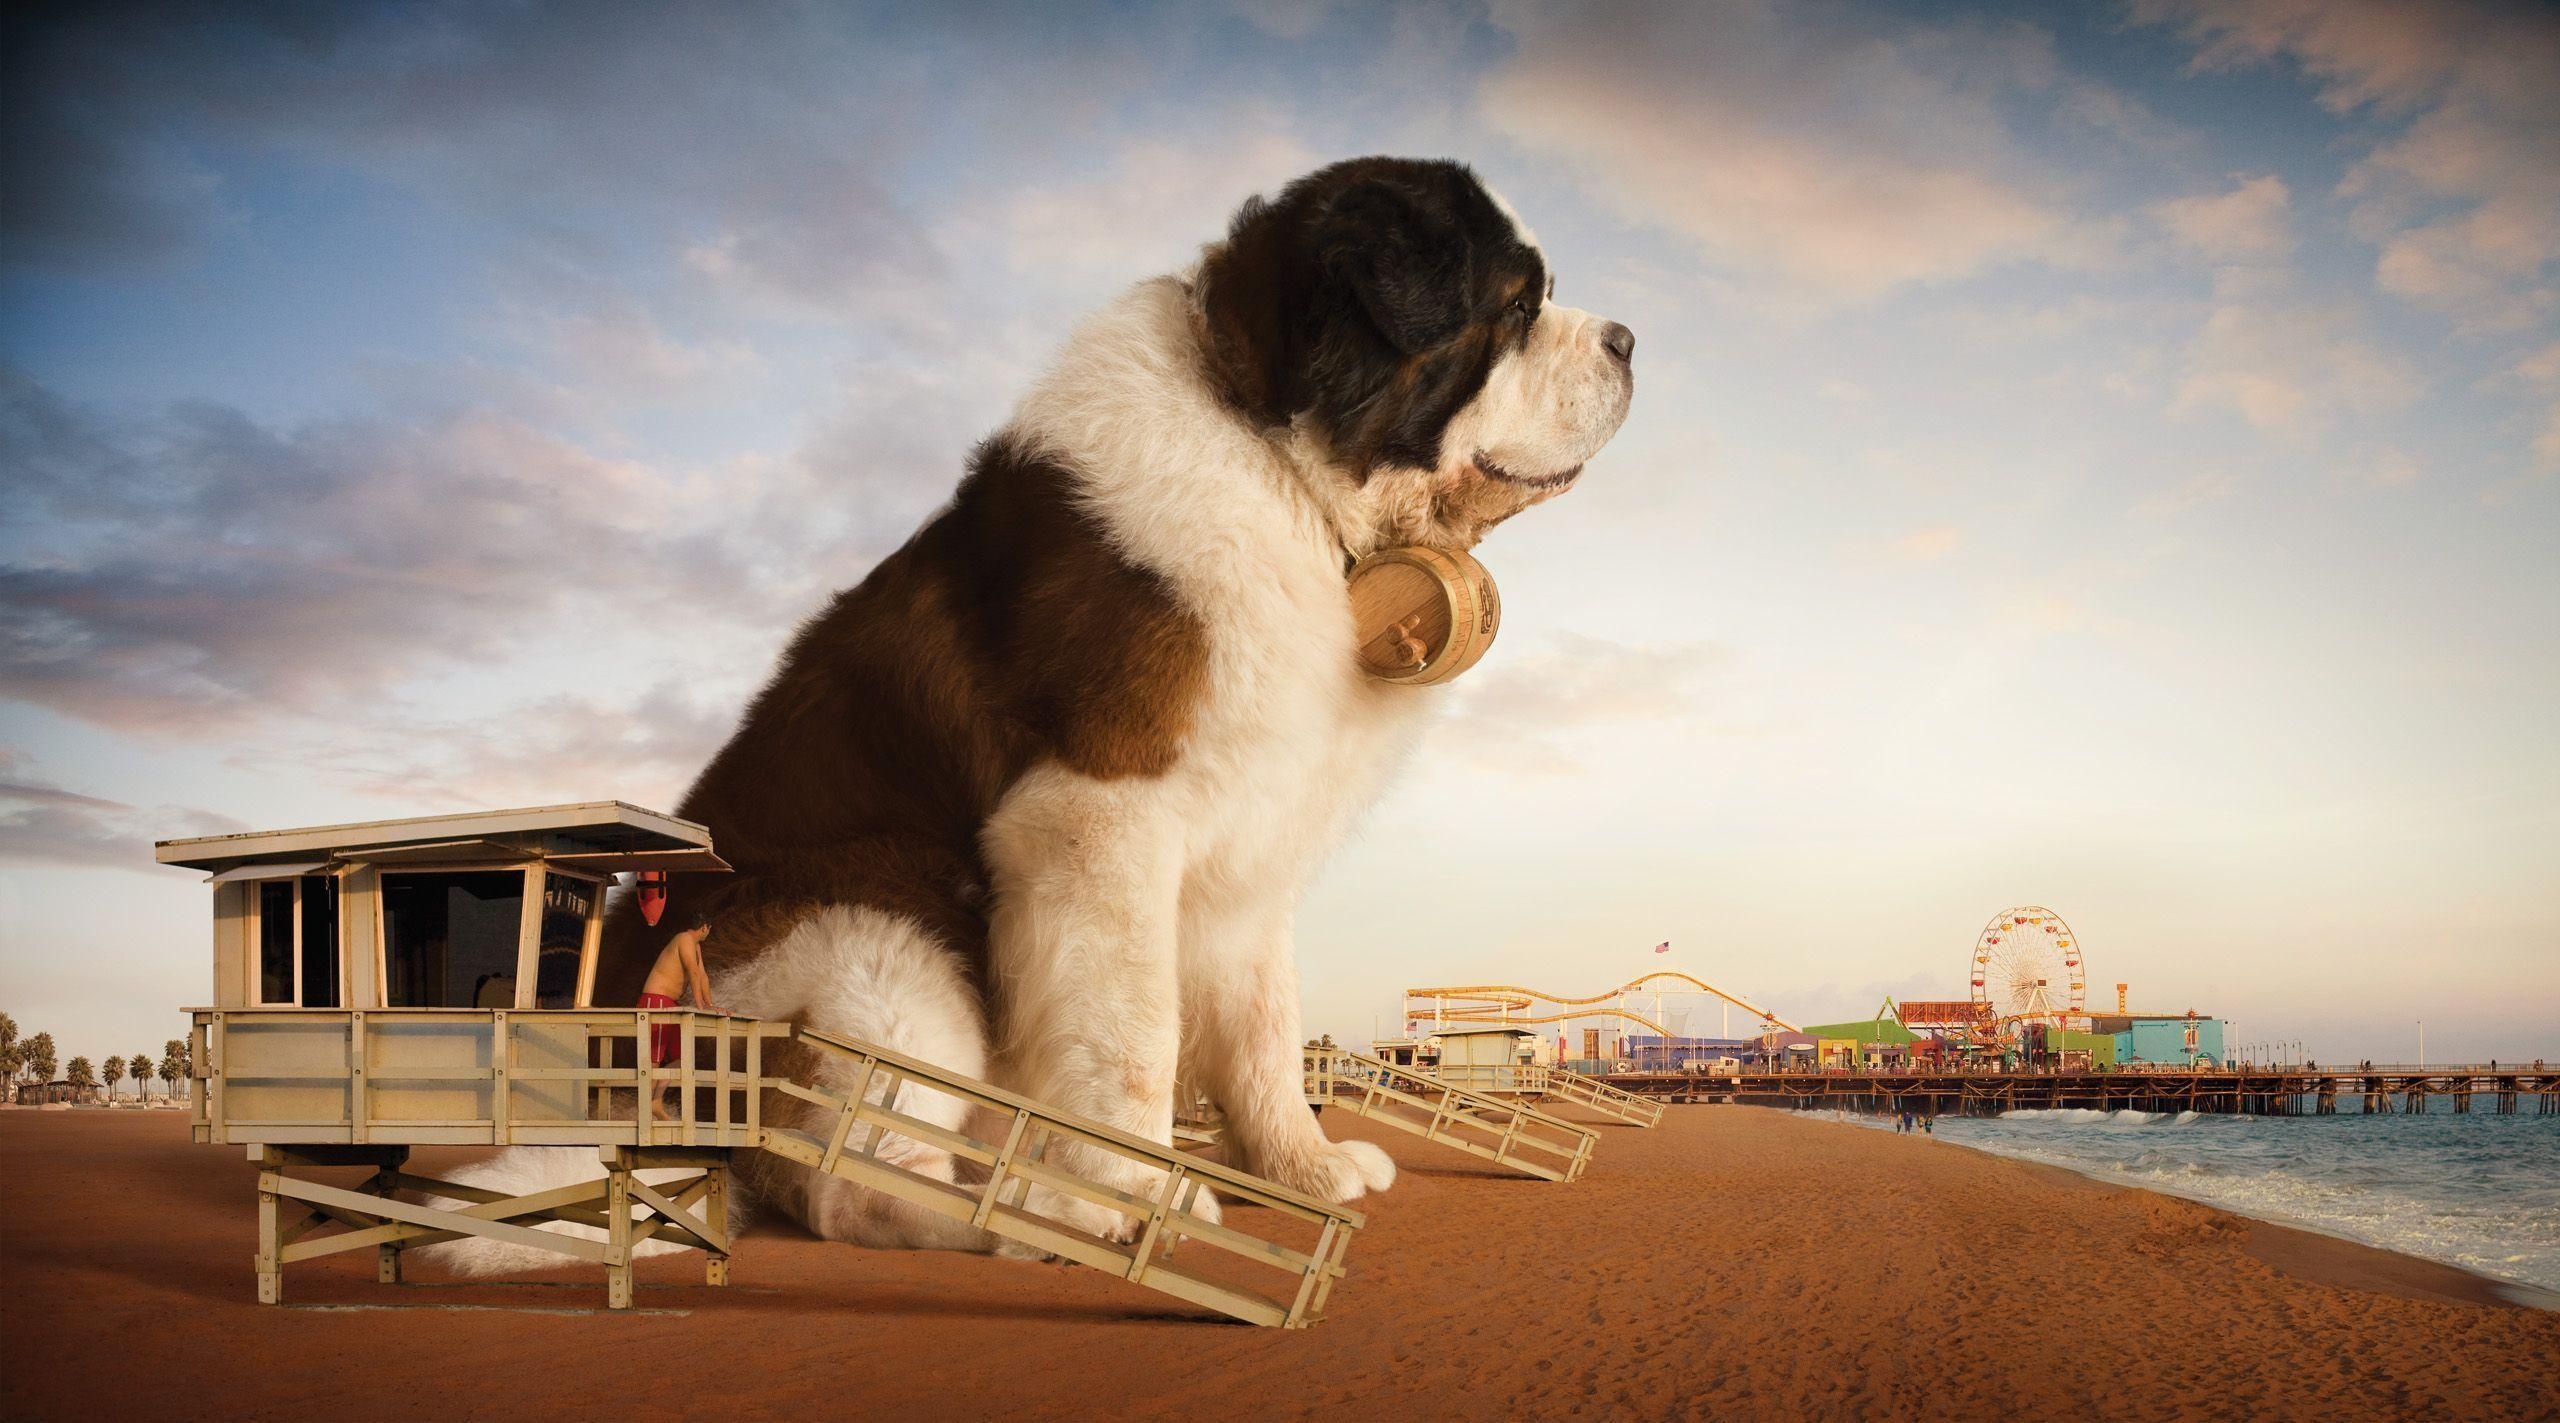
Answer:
[{"xmin": 1001, "ymin": 278, "xmax": 1437, "ymax": 905}]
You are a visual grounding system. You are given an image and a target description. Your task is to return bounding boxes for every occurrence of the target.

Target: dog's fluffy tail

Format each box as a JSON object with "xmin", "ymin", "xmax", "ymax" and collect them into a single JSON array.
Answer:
[{"xmin": 404, "ymin": 1147, "xmax": 742, "ymax": 1278}]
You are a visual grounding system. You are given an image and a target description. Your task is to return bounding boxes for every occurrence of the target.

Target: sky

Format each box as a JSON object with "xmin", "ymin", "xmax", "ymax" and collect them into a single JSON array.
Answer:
[{"xmin": 4, "ymin": 0, "xmax": 2556, "ymax": 1072}]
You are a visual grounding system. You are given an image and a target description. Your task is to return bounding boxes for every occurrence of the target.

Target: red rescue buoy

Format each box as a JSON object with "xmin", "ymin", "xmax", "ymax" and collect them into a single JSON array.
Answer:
[{"xmin": 638, "ymin": 870, "xmax": 668, "ymax": 927}]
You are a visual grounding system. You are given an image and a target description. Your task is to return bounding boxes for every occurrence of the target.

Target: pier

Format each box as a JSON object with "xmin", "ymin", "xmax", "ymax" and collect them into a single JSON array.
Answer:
[{"xmin": 1598, "ymin": 1066, "xmax": 2560, "ymax": 1117}]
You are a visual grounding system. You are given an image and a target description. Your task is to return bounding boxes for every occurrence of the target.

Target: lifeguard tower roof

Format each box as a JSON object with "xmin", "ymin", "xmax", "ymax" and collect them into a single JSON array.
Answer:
[
  {"xmin": 1429, "ymin": 1023, "xmax": 1541, "ymax": 1037},
  {"xmin": 155, "ymin": 800, "xmax": 727, "ymax": 876}
]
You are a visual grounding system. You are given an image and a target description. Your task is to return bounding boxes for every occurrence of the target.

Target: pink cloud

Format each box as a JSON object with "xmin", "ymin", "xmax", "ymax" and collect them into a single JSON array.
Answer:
[
  {"xmin": 2151, "ymin": 174, "xmax": 2295, "ymax": 263},
  {"xmin": 2136, "ymin": 0, "xmax": 2559, "ymax": 329},
  {"xmin": 1480, "ymin": 0, "xmax": 2107, "ymax": 301},
  {"xmin": 2172, "ymin": 291, "xmax": 2421, "ymax": 438}
]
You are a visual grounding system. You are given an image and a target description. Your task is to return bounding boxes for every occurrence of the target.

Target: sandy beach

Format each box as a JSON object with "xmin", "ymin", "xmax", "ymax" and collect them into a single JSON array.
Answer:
[{"xmin": 5, "ymin": 1106, "xmax": 2554, "ymax": 1422}]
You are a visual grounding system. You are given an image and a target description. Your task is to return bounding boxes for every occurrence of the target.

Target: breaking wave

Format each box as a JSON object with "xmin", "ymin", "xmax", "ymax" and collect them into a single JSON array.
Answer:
[
  {"xmin": 1996, "ymin": 1107, "xmax": 2216, "ymax": 1128},
  {"xmin": 1928, "ymin": 1108, "xmax": 2560, "ymax": 1296}
]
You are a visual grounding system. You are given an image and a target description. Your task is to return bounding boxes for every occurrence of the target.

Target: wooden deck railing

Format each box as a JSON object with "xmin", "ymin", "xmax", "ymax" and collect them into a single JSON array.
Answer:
[{"xmin": 191, "ymin": 1007, "xmax": 784, "ymax": 1148}]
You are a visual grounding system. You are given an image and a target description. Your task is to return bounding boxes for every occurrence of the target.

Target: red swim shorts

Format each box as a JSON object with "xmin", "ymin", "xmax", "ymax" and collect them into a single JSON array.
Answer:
[{"xmin": 639, "ymin": 993, "xmax": 680, "ymax": 1067}]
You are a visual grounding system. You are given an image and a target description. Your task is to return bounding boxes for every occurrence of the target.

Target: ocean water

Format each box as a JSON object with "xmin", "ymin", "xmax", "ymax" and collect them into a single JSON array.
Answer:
[{"xmin": 1828, "ymin": 1106, "xmax": 2560, "ymax": 1296}]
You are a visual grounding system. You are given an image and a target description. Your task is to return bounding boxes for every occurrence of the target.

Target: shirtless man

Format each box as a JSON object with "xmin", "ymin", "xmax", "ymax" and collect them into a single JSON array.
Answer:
[{"xmin": 640, "ymin": 915, "xmax": 717, "ymax": 1117}]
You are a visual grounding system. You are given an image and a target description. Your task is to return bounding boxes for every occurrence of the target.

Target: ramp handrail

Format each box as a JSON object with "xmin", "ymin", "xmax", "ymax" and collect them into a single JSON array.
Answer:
[
  {"xmin": 1415, "ymin": 1062, "xmax": 1664, "ymax": 1123},
  {"xmin": 1538, "ymin": 1065, "xmax": 1667, "ymax": 1127},
  {"xmin": 1316, "ymin": 1050, "xmax": 1596, "ymax": 1182},
  {"xmin": 771, "ymin": 1026, "xmax": 1360, "ymax": 1327}
]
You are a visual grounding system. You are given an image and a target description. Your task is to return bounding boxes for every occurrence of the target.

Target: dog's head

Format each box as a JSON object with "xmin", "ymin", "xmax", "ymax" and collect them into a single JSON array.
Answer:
[{"xmin": 1195, "ymin": 156, "xmax": 1632, "ymax": 548}]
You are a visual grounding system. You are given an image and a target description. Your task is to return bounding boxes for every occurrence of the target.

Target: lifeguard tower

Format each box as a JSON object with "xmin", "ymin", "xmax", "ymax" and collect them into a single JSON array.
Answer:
[
  {"xmin": 162, "ymin": 802, "xmax": 1362, "ymax": 1325},
  {"xmin": 1427, "ymin": 1023, "xmax": 1544, "ymax": 1092}
]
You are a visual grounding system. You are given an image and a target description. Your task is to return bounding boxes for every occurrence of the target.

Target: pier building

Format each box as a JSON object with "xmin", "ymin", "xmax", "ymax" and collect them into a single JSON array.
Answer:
[
  {"xmin": 1802, "ymin": 1002, "xmax": 1917, "ymax": 1070},
  {"xmin": 2095, "ymin": 1012, "xmax": 2227, "ymax": 1068}
]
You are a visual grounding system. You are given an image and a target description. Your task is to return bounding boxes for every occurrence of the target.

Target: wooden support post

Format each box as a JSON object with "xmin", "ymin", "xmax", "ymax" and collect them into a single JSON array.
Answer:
[
  {"xmin": 635, "ymin": 1011, "xmax": 656, "ymax": 1145},
  {"xmin": 491, "ymin": 1011, "xmax": 512, "ymax": 1146},
  {"xmin": 680, "ymin": 1016, "xmax": 699, "ymax": 1146},
  {"xmin": 203, "ymin": 1016, "xmax": 224, "ymax": 1144},
  {"xmin": 257, "ymin": 1168, "xmax": 283, "ymax": 1305},
  {"xmin": 703, "ymin": 1159, "xmax": 730, "ymax": 1286},
  {"xmin": 348, "ymin": 1011, "xmax": 369, "ymax": 1145},
  {"xmin": 367, "ymin": 1154, "xmax": 408, "ymax": 1283},
  {"xmin": 605, "ymin": 1154, "xmax": 634, "ymax": 1311},
  {"xmin": 713, "ymin": 1018, "xmax": 731, "ymax": 1138}
]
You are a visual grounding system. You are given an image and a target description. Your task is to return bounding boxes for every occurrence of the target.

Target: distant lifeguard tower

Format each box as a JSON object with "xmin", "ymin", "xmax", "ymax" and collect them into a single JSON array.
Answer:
[
  {"xmin": 1427, "ymin": 1023, "xmax": 1544, "ymax": 1093},
  {"xmin": 161, "ymin": 802, "xmax": 1362, "ymax": 1325}
]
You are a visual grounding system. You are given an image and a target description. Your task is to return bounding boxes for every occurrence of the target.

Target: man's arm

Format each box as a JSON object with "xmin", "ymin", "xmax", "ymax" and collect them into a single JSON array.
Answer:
[{"xmin": 682, "ymin": 933, "xmax": 718, "ymax": 1012}]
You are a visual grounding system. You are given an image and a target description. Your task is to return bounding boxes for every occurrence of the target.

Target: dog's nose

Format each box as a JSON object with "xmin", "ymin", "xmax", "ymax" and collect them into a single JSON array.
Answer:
[{"xmin": 1600, "ymin": 322, "xmax": 1635, "ymax": 364}]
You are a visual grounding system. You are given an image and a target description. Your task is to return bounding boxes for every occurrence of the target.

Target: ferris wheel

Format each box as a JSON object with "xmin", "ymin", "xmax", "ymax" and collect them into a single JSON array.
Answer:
[{"xmin": 1969, "ymin": 906, "xmax": 2087, "ymax": 1039}]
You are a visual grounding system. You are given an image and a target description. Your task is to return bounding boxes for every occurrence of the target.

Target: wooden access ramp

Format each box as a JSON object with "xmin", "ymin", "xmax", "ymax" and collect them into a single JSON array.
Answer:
[
  {"xmin": 1537, "ymin": 1066, "xmax": 1667, "ymax": 1127},
  {"xmin": 1319, "ymin": 1050, "xmax": 1597, "ymax": 1182},
  {"xmin": 1425, "ymin": 1061, "xmax": 1665, "ymax": 1127},
  {"xmin": 762, "ymin": 1026, "xmax": 1361, "ymax": 1328}
]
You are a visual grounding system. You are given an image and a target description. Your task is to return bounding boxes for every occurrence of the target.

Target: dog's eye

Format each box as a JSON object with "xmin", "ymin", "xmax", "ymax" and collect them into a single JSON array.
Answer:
[{"xmin": 1507, "ymin": 297, "xmax": 1535, "ymax": 323}]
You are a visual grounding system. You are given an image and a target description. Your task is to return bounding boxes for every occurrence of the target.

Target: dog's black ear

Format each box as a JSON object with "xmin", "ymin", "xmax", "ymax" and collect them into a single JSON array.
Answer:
[
  {"xmin": 1195, "ymin": 163, "xmax": 1475, "ymax": 428},
  {"xmin": 1316, "ymin": 179, "xmax": 1471, "ymax": 356},
  {"xmin": 1195, "ymin": 192, "xmax": 1301, "ymax": 426}
]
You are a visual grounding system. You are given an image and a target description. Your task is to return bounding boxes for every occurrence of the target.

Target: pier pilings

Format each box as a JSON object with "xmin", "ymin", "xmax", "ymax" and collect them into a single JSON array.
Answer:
[{"xmin": 1603, "ymin": 1068, "xmax": 2558, "ymax": 1118}]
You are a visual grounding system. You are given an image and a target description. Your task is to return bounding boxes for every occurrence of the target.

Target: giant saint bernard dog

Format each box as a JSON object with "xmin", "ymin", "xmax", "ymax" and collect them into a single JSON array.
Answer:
[{"xmin": 434, "ymin": 156, "xmax": 1632, "ymax": 1267}]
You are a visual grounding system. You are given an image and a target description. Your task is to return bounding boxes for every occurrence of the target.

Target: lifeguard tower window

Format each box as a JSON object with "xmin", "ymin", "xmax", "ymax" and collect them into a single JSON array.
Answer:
[
  {"xmin": 252, "ymin": 874, "xmax": 342, "ymax": 1006},
  {"xmin": 256, "ymin": 881, "xmax": 295, "ymax": 1004},
  {"xmin": 300, "ymin": 876, "xmax": 340, "ymax": 1008},
  {"xmin": 382, "ymin": 871, "xmax": 525, "ymax": 1009},
  {"xmin": 534, "ymin": 874, "xmax": 595, "ymax": 1009}
]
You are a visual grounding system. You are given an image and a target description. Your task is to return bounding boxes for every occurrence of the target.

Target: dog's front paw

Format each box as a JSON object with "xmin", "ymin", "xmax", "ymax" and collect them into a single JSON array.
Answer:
[{"xmin": 1268, "ymin": 1137, "xmax": 1396, "ymax": 1204}]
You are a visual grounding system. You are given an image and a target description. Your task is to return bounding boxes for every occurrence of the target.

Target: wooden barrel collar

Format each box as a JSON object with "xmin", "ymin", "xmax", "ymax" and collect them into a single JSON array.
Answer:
[{"xmin": 1347, "ymin": 546, "xmax": 1501, "ymax": 685}]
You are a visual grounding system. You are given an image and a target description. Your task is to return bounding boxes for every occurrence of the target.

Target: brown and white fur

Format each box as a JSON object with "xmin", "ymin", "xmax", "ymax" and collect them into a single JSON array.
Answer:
[{"xmin": 418, "ymin": 156, "xmax": 1633, "ymax": 1271}]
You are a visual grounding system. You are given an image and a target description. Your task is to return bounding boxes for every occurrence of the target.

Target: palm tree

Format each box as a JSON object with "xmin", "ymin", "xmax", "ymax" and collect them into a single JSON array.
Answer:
[
  {"xmin": 66, "ymin": 1056, "xmax": 95, "ymax": 1101},
  {"xmin": 103, "ymin": 1056, "xmax": 125, "ymax": 1102},
  {"xmin": 161, "ymin": 1041, "xmax": 188, "ymax": 1101},
  {"xmin": 0, "ymin": 1043, "xmax": 20, "ymax": 1101},
  {"xmin": 26, "ymin": 1032, "xmax": 57, "ymax": 1088},
  {"xmin": 132, "ymin": 1047, "xmax": 154, "ymax": 1102}
]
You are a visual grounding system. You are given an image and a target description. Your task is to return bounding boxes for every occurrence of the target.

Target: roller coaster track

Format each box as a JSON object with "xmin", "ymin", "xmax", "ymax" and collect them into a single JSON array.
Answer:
[{"xmin": 1407, "ymin": 972, "xmax": 1802, "ymax": 1035}]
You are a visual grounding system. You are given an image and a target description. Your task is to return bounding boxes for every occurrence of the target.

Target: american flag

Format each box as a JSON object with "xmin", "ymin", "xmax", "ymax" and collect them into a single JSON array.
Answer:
[{"xmin": 1654, "ymin": 940, "xmax": 1670, "ymax": 954}]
